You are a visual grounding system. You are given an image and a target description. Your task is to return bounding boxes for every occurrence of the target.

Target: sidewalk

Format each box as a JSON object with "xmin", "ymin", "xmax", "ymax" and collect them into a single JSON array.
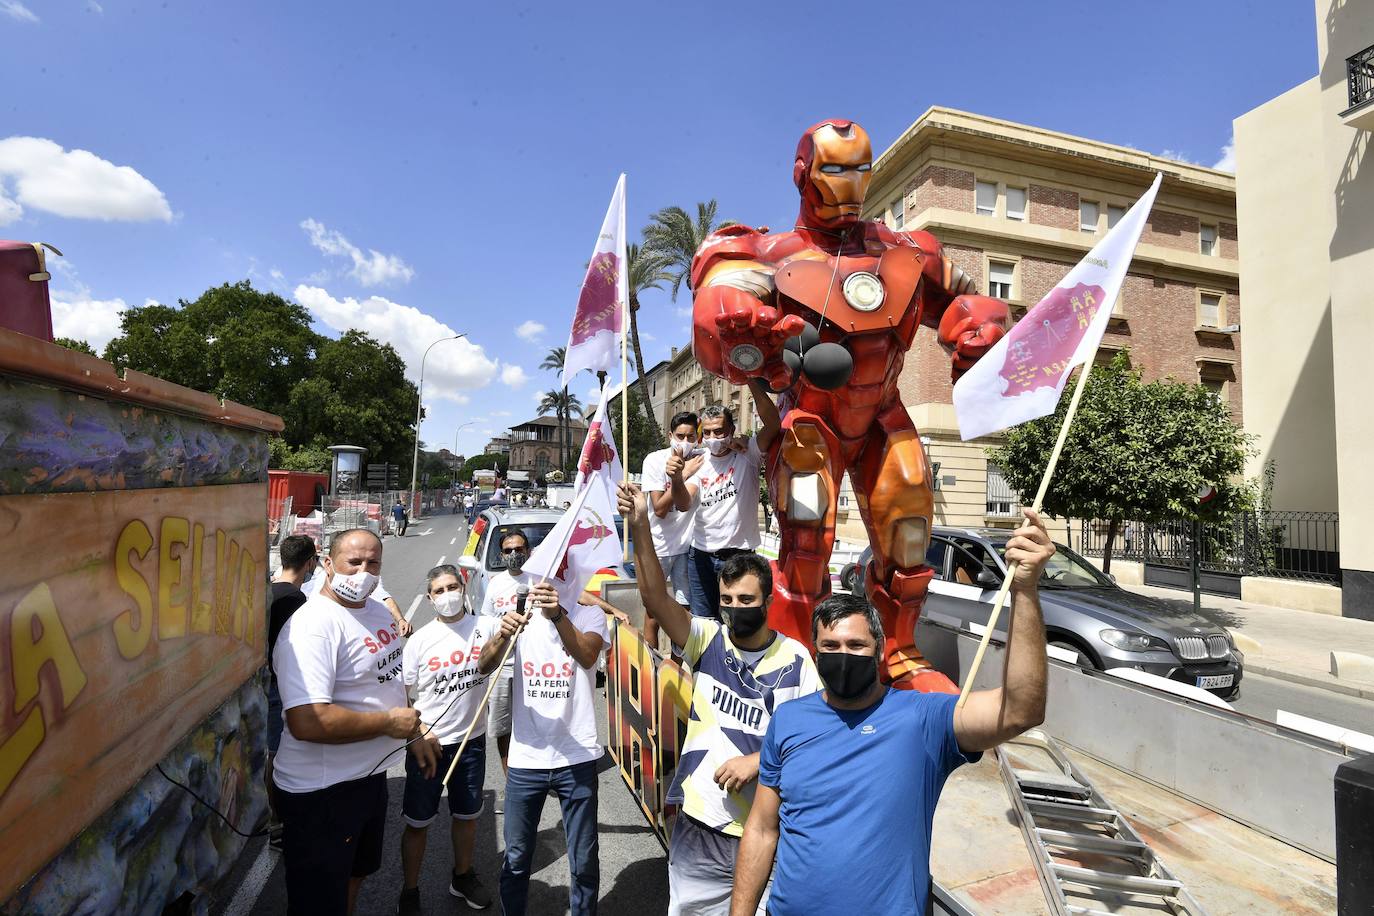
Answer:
[{"xmin": 1119, "ymin": 582, "xmax": 1374, "ymax": 699}]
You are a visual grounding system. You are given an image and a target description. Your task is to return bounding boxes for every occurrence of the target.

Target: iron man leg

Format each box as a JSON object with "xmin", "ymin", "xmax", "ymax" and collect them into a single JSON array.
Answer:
[
  {"xmin": 854, "ymin": 404, "xmax": 955, "ymax": 693},
  {"xmin": 765, "ymin": 409, "xmax": 843, "ymax": 649}
]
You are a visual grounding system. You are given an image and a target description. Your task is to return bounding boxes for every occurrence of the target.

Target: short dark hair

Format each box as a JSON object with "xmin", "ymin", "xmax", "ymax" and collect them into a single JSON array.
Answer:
[
  {"xmin": 499, "ymin": 530, "xmax": 529, "ymax": 550},
  {"xmin": 279, "ymin": 535, "xmax": 317, "ymax": 571},
  {"xmin": 427, "ymin": 564, "xmax": 462, "ymax": 594},
  {"xmin": 669, "ymin": 411, "xmax": 699, "ymax": 433},
  {"xmin": 719, "ymin": 552, "xmax": 772, "ymax": 598},
  {"xmin": 699, "ymin": 404, "xmax": 734, "ymax": 431},
  {"xmin": 328, "ymin": 527, "xmax": 382, "ymax": 558},
  {"xmin": 812, "ymin": 593, "xmax": 884, "ymax": 647}
]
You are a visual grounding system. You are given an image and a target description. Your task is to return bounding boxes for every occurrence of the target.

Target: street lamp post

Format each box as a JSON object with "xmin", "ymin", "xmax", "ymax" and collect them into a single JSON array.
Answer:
[
  {"xmin": 409, "ymin": 333, "xmax": 466, "ymax": 518},
  {"xmin": 452, "ymin": 421, "xmax": 474, "ymax": 476}
]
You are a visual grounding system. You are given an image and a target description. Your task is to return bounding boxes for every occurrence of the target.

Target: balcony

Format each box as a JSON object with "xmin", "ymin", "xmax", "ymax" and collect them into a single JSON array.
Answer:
[{"xmin": 1342, "ymin": 44, "xmax": 1374, "ymax": 132}]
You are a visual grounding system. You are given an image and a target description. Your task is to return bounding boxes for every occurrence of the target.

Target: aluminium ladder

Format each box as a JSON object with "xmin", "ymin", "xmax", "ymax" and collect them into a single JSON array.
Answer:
[{"xmin": 996, "ymin": 729, "xmax": 1208, "ymax": 916}]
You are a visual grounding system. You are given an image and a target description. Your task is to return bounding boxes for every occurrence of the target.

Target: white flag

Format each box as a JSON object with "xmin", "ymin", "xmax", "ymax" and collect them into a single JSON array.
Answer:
[
  {"xmin": 952, "ymin": 173, "xmax": 1162, "ymax": 441},
  {"xmin": 524, "ymin": 381, "xmax": 624, "ymax": 609},
  {"xmin": 562, "ymin": 174, "xmax": 627, "ymax": 388}
]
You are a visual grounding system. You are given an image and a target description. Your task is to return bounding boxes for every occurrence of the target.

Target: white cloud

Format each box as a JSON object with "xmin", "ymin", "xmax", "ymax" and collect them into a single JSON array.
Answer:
[
  {"xmin": 300, "ymin": 218, "xmax": 414, "ymax": 287},
  {"xmin": 674, "ymin": 304, "xmax": 693, "ymax": 318},
  {"xmin": 1, "ymin": 1, "xmax": 38, "ymax": 23},
  {"xmin": 269, "ymin": 268, "xmax": 285, "ymax": 282},
  {"xmin": 639, "ymin": 331, "xmax": 656, "ymax": 342},
  {"xmin": 500, "ymin": 363, "xmax": 530, "ymax": 387},
  {"xmin": 1212, "ymin": 133, "xmax": 1236, "ymax": 172},
  {"xmin": 491, "ymin": 410, "xmax": 513, "ymax": 417},
  {"xmin": 50, "ymin": 290, "xmax": 127, "ymax": 353},
  {"xmin": 293, "ymin": 284, "xmax": 499, "ymax": 401},
  {"xmin": 1159, "ymin": 149, "xmax": 1199, "ymax": 165},
  {"xmin": 515, "ymin": 320, "xmax": 546, "ymax": 342},
  {"xmin": 86, "ymin": 0, "xmax": 103, "ymax": 12},
  {"xmin": 532, "ymin": 390, "xmax": 546, "ymax": 404},
  {"xmin": 0, "ymin": 137, "xmax": 171, "ymax": 223}
]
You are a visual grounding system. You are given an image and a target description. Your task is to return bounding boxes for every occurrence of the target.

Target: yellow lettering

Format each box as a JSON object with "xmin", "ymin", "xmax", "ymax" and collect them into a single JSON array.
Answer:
[
  {"xmin": 12, "ymin": 583, "xmax": 87, "ymax": 711},
  {"xmin": 0, "ymin": 707, "xmax": 44, "ymax": 801},
  {"xmin": 113, "ymin": 520, "xmax": 155, "ymax": 660},
  {"xmin": 189, "ymin": 523, "xmax": 212, "ymax": 634},
  {"xmin": 214, "ymin": 531, "xmax": 240, "ymax": 636},
  {"xmin": 234, "ymin": 549, "xmax": 257, "ymax": 644},
  {"xmin": 158, "ymin": 516, "xmax": 190, "ymax": 640}
]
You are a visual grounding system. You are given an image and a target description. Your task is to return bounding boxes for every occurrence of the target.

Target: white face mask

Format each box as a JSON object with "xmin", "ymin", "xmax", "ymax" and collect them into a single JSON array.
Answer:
[
  {"xmin": 433, "ymin": 591, "xmax": 465, "ymax": 618},
  {"xmin": 705, "ymin": 437, "xmax": 732, "ymax": 457},
  {"xmin": 670, "ymin": 438, "xmax": 698, "ymax": 457},
  {"xmin": 330, "ymin": 566, "xmax": 378, "ymax": 603}
]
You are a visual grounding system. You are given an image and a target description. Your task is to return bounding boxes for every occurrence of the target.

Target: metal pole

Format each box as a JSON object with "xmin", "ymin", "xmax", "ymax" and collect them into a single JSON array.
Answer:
[
  {"xmin": 1191, "ymin": 517, "xmax": 1202, "ymax": 615},
  {"xmin": 410, "ymin": 334, "xmax": 466, "ymax": 519}
]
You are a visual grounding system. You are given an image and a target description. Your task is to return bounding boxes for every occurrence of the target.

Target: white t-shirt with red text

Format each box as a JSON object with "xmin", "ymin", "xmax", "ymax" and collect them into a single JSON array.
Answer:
[
  {"xmin": 402, "ymin": 613, "xmax": 497, "ymax": 745},
  {"xmin": 508, "ymin": 602, "xmax": 609, "ymax": 770},
  {"xmin": 641, "ymin": 446, "xmax": 697, "ymax": 557},
  {"xmin": 479, "ymin": 570, "xmax": 532, "ymax": 671},
  {"xmin": 272, "ymin": 593, "xmax": 407, "ymax": 792},
  {"xmin": 691, "ymin": 436, "xmax": 763, "ymax": 552}
]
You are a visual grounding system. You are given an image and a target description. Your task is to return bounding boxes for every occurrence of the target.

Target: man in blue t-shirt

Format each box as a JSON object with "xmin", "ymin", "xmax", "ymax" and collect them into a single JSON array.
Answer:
[{"xmin": 730, "ymin": 509, "xmax": 1056, "ymax": 916}]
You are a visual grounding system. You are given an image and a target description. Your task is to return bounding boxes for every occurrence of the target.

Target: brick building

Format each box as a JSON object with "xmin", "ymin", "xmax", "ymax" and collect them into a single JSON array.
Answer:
[
  {"xmin": 665, "ymin": 343, "xmax": 763, "ymax": 434},
  {"xmin": 861, "ymin": 107, "xmax": 1242, "ymax": 534},
  {"xmin": 506, "ymin": 414, "xmax": 587, "ymax": 482}
]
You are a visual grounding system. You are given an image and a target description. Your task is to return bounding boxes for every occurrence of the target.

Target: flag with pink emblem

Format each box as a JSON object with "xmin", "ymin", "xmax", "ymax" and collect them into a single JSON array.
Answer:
[
  {"xmin": 953, "ymin": 173, "xmax": 1162, "ymax": 441},
  {"xmin": 524, "ymin": 380, "xmax": 624, "ymax": 609},
  {"xmin": 561, "ymin": 174, "xmax": 627, "ymax": 389}
]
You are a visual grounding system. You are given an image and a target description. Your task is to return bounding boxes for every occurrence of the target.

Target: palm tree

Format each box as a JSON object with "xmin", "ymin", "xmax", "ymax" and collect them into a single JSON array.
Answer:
[
  {"xmin": 626, "ymin": 243, "xmax": 671, "ymax": 441},
  {"xmin": 538, "ymin": 388, "xmax": 583, "ymax": 474},
  {"xmin": 643, "ymin": 200, "xmax": 736, "ymax": 301},
  {"xmin": 539, "ymin": 347, "xmax": 570, "ymax": 471}
]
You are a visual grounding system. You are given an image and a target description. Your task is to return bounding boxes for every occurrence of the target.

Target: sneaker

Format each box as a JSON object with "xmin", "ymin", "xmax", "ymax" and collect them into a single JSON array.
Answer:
[
  {"xmin": 450, "ymin": 869, "xmax": 493, "ymax": 909},
  {"xmin": 397, "ymin": 886, "xmax": 421, "ymax": 915},
  {"xmin": 493, "ymin": 792, "xmax": 503, "ymax": 814}
]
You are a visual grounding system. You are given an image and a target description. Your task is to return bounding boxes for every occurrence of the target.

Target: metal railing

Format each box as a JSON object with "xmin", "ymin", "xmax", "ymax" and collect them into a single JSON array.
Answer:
[
  {"xmin": 1347, "ymin": 44, "xmax": 1374, "ymax": 113},
  {"xmin": 1077, "ymin": 511, "xmax": 1341, "ymax": 584}
]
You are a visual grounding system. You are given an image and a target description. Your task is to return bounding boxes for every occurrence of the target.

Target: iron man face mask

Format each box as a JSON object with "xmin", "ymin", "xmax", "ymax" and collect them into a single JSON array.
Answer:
[{"xmin": 793, "ymin": 120, "xmax": 873, "ymax": 229}]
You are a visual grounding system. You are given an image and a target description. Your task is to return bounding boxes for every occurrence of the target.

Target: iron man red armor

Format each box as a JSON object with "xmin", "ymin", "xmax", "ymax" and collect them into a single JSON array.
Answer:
[{"xmin": 690, "ymin": 119, "xmax": 1009, "ymax": 692}]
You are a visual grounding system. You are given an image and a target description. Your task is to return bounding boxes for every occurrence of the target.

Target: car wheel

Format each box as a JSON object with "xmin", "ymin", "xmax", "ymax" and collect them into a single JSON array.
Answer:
[
  {"xmin": 1049, "ymin": 640, "xmax": 1096, "ymax": 669},
  {"xmin": 841, "ymin": 565, "xmax": 860, "ymax": 594}
]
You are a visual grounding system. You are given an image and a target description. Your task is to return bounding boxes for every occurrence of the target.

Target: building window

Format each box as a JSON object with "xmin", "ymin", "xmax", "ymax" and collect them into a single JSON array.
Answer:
[
  {"xmin": 1107, "ymin": 204, "xmax": 1126, "ymax": 229},
  {"xmin": 1198, "ymin": 360, "xmax": 1234, "ymax": 402},
  {"xmin": 891, "ymin": 198, "xmax": 905, "ymax": 229},
  {"xmin": 976, "ymin": 181, "xmax": 997, "ymax": 217},
  {"xmin": 988, "ymin": 260, "xmax": 1015, "ymax": 299},
  {"xmin": 1198, "ymin": 291, "xmax": 1224, "ymax": 328},
  {"xmin": 1005, "ymin": 186, "xmax": 1027, "ymax": 221},
  {"xmin": 985, "ymin": 464, "xmax": 1020, "ymax": 518},
  {"xmin": 1200, "ymin": 224, "xmax": 1218, "ymax": 256},
  {"xmin": 1080, "ymin": 200, "xmax": 1099, "ymax": 232}
]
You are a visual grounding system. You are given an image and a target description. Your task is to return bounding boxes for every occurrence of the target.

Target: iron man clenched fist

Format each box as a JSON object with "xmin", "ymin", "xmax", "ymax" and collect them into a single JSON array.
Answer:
[{"xmin": 690, "ymin": 119, "xmax": 1008, "ymax": 692}]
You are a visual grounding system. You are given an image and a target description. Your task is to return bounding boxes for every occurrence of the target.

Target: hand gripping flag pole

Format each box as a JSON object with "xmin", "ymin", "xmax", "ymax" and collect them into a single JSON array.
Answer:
[{"xmin": 953, "ymin": 174, "xmax": 1162, "ymax": 709}]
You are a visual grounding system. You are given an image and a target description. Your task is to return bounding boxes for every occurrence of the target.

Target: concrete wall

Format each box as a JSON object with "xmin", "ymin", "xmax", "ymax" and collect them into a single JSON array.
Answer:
[{"xmin": 1235, "ymin": 78, "xmax": 1339, "ymax": 514}]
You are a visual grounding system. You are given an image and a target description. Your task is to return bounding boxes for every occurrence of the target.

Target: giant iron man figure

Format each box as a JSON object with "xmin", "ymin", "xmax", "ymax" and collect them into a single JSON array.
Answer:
[{"xmin": 690, "ymin": 119, "xmax": 1009, "ymax": 692}]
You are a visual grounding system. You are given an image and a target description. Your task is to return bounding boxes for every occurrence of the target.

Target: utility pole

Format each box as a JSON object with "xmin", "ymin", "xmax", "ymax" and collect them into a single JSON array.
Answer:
[{"xmin": 410, "ymin": 333, "xmax": 466, "ymax": 519}]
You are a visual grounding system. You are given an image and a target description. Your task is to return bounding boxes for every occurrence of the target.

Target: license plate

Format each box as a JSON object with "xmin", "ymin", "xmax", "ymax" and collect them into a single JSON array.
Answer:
[{"xmin": 1196, "ymin": 674, "xmax": 1233, "ymax": 689}]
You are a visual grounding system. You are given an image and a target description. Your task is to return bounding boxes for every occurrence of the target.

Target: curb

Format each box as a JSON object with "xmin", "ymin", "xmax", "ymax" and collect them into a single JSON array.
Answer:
[{"xmin": 1245, "ymin": 662, "xmax": 1374, "ymax": 700}]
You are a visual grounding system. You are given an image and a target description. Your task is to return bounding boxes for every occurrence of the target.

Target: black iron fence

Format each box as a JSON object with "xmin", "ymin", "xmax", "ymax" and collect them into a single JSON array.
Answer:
[
  {"xmin": 1076, "ymin": 511, "xmax": 1341, "ymax": 584},
  {"xmin": 1347, "ymin": 44, "xmax": 1374, "ymax": 113}
]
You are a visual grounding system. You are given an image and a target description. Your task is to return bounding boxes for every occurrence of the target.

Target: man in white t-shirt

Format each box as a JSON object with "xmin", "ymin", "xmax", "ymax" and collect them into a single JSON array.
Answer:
[
  {"xmin": 484, "ymin": 579, "xmax": 609, "ymax": 916},
  {"xmin": 304, "ymin": 560, "xmax": 413, "ymax": 637},
  {"xmin": 272, "ymin": 528, "xmax": 421, "ymax": 916},
  {"xmin": 397, "ymin": 564, "xmax": 502, "ymax": 914},
  {"xmin": 640, "ymin": 410, "xmax": 705, "ymax": 648},
  {"xmin": 686, "ymin": 385, "xmax": 781, "ymax": 619}
]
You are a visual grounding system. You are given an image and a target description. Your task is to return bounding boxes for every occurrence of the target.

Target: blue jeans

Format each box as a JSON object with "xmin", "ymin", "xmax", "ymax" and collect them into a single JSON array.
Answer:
[
  {"xmin": 689, "ymin": 547, "xmax": 752, "ymax": 620},
  {"xmin": 500, "ymin": 760, "xmax": 600, "ymax": 916}
]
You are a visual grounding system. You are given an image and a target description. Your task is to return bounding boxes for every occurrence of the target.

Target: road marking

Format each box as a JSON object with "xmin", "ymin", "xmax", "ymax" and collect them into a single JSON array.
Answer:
[
  {"xmin": 405, "ymin": 594, "xmax": 424, "ymax": 623},
  {"xmin": 415, "ymin": 527, "xmax": 434, "ymax": 537},
  {"xmin": 450, "ymin": 537, "xmax": 457, "ymax": 545},
  {"xmin": 436, "ymin": 555, "xmax": 446, "ymax": 566},
  {"xmin": 222, "ymin": 840, "xmax": 276, "ymax": 916}
]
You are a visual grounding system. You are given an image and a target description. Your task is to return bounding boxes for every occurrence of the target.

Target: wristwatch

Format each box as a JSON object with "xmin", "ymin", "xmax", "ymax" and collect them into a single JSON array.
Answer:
[{"xmin": 548, "ymin": 608, "xmax": 565, "ymax": 624}]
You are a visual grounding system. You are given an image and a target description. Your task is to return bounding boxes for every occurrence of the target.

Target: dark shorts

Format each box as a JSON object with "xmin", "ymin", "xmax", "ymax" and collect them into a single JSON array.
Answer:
[
  {"xmin": 276, "ymin": 774, "xmax": 388, "ymax": 915},
  {"xmin": 266, "ymin": 677, "xmax": 283, "ymax": 755},
  {"xmin": 402, "ymin": 734, "xmax": 487, "ymax": 827}
]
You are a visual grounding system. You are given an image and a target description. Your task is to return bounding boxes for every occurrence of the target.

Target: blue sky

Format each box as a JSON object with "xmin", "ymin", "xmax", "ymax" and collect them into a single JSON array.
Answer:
[{"xmin": 0, "ymin": 0, "xmax": 1317, "ymax": 459}]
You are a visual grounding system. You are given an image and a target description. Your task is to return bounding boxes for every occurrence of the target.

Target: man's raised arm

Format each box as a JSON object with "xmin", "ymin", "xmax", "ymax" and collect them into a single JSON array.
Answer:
[
  {"xmin": 748, "ymin": 379, "xmax": 782, "ymax": 451},
  {"xmin": 954, "ymin": 508, "xmax": 1054, "ymax": 753},
  {"xmin": 617, "ymin": 482, "xmax": 693, "ymax": 648}
]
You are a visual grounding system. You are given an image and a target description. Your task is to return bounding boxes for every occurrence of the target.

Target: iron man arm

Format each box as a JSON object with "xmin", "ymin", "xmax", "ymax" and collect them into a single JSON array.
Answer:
[{"xmin": 897, "ymin": 230, "xmax": 1009, "ymax": 381}]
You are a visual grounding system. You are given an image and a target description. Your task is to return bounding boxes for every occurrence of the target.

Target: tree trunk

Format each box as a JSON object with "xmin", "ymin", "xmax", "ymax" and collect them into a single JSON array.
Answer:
[
  {"xmin": 628, "ymin": 296, "xmax": 661, "ymax": 442},
  {"xmin": 1102, "ymin": 517, "xmax": 1119, "ymax": 574},
  {"xmin": 560, "ymin": 387, "xmax": 569, "ymax": 473}
]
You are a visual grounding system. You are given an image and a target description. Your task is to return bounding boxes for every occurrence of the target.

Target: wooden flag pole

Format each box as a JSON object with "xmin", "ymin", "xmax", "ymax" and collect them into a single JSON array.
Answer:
[{"xmin": 955, "ymin": 358, "xmax": 1094, "ymax": 708}]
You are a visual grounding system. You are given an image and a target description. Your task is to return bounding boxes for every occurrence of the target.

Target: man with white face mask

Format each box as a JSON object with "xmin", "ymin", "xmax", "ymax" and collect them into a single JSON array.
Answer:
[
  {"xmin": 640, "ymin": 411, "xmax": 705, "ymax": 648},
  {"xmin": 684, "ymin": 384, "xmax": 782, "ymax": 619},
  {"xmin": 396, "ymin": 565, "xmax": 503, "ymax": 914},
  {"xmin": 272, "ymin": 528, "xmax": 421, "ymax": 916}
]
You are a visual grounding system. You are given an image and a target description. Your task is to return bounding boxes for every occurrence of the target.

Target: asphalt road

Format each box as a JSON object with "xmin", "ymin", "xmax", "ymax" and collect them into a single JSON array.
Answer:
[
  {"xmin": 1229, "ymin": 671, "xmax": 1374, "ymax": 733},
  {"xmin": 217, "ymin": 508, "xmax": 668, "ymax": 916}
]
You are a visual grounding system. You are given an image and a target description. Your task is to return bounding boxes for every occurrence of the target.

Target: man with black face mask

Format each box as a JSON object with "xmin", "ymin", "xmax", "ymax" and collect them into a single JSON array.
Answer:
[
  {"xmin": 731, "ymin": 510, "xmax": 1056, "ymax": 916},
  {"xmin": 619, "ymin": 482, "xmax": 818, "ymax": 916}
]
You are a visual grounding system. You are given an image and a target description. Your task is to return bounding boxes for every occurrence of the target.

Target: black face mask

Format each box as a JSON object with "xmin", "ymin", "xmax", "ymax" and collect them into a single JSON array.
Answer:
[
  {"xmin": 817, "ymin": 651, "xmax": 879, "ymax": 700},
  {"xmin": 505, "ymin": 550, "xmax": 528, "ymax": 574},
  {"xmin": 722, "ymin": 605, "xmax": 766, "ymax": 640}
]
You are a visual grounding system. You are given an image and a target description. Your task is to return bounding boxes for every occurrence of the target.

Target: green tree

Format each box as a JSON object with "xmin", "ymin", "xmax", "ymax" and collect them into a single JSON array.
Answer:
[
  {"xmin": 104, "ymin": 281, "xmax": 320, "ymax": 417},
  {"xmin": 625, "ymin": 242, "xmax": 671, "ymax": 442},
  {"xmin": 605, "ymin": 386, "xmax": 660, "ymax": 473},
  {"xmin": 988, "ymin": 352, "xmax": 1253, "ymax": 573},
  {"xmin": 538, "ymin": 387, "xmax": 584, "ymax": 474},
  {"xmin": 460, "ymin": 452, "xmax": 506, "ymax": 480},
  {"xmin": 642, "ymin": 200, "xmax": 735, "ymax": 300},
  {"xmin": 54, "ymin": 337, "xmax": 97, "ymax": 355},
  {"xmin": 268, "ymin": 437, "xmax": 332, "ymax": 473},
  {"xmin": 539, "ymin": 347, "xmax": 571, "ymax": 470}
]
